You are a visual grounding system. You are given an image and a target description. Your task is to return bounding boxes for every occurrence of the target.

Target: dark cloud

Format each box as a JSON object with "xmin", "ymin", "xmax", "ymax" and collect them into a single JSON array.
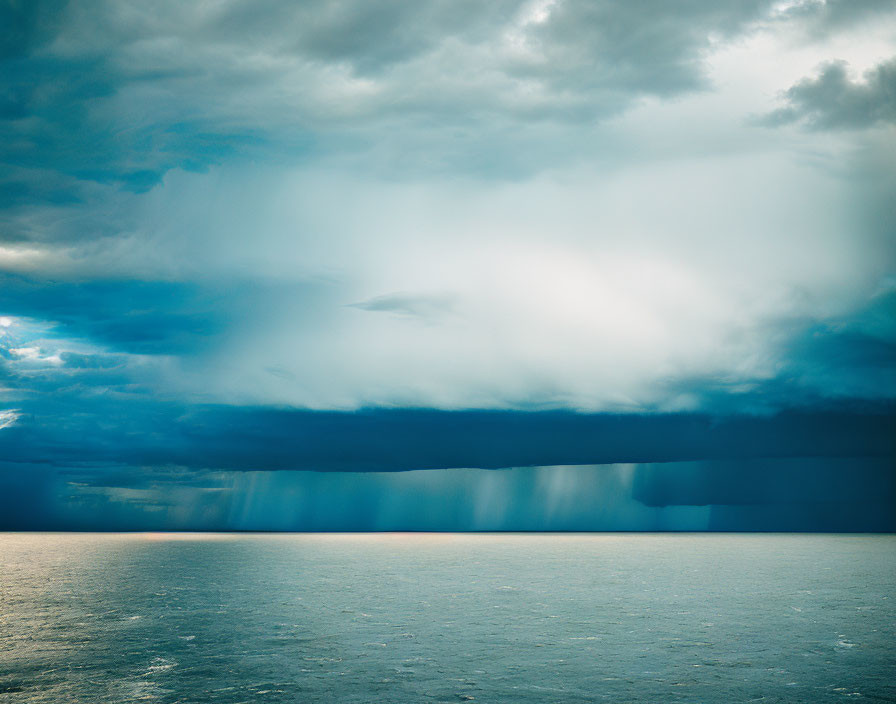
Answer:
[
  {"xmin": 1, "ymin": 0, "xmax": 894, "ymax": 532},
  {"xmin": 0, "ymin": 0, "xmax": 781, "ymax": 206},
  {"xmin": 2, "ymin": 398, "xmax": 893, "ymax": 473},
  {"xmin": 3, "ymin": 459, "xmax": 893, "ymax": 532},
  {"xmin": 633, "ymin": 456, "xmax": 894, "ymax": 506},
  {"xmin": 0, "ymin": 0, "xmax": 68, "ymax": 60},
  {"xmin": 0, "ymin": 274, "xmax": 228, "ymax": 353},
  {"xmin": 777, "ymin": 0, "xmax": 896, "ymax": 35},
  {"xmin": 764, "ymin": 57, "xmax": 896, "ymax": 129},
  {"xmin": 523, "ymin": 0, "xmax": 772, "ymax": 97},
  {"xmin": 634, "ymin": 457, "xmax": 896, "ymax": 532},
  {"xmin": 661, "ymin": 288, "xmax": 896, "ymax": 411},
  {"xmin": 0, "ymin": 50, "xmax": 262, "ymax": 205},
  {"xmin": 349, "ymin": 292, "xmax": 456, "ymax": 320},
  {"xmin": 206, "ymin": 0, "xmax": 521, "ymax": 75},
  {"xmin": 770, "ymin": 287, "xmax": 896, "ymax": 400},
  {"xmin": 0, "ymin": 273, "xmax": 333, "ymax": 355}
]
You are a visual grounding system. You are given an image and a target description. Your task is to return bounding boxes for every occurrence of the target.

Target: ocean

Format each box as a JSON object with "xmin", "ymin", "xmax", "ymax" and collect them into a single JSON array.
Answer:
[{"xmin": 1, "ymin": 533, "xmax": 893, "ymax": 702}]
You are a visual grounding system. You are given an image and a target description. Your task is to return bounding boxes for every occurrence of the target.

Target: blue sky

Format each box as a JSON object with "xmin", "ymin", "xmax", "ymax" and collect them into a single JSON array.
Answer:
[{"xmin": 1, "ymin": 0, "xmax": 894, "ymax": 530}]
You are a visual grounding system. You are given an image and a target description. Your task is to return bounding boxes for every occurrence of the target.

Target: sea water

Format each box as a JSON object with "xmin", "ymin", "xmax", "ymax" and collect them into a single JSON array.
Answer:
[{"xmin": 1, "ymin": 533, "xmax": 893, "ymax": 702}]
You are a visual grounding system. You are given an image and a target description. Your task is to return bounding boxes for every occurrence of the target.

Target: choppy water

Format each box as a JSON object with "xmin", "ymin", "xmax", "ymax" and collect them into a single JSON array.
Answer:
[{"xmin": 0, "ymin": 533, "xmax": 894, "ymax": 703}]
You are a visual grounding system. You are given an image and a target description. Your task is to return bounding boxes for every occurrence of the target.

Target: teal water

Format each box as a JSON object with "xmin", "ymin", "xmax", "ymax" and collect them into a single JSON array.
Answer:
[{"xmin": 1, "ymin": 533, "xmax": 894, "ymax": 702}]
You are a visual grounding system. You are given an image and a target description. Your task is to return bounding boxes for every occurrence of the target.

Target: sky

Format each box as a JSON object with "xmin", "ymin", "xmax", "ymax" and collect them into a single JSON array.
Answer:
[{"xmin": 1, "ymin": 0, "xmax": 894, "ymax": 531}]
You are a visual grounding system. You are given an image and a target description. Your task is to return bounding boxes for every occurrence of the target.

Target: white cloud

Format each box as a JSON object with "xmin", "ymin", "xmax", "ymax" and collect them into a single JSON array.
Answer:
[
  {"xmin": 9, "ymin": 347, "xmax": 64, "ymax": 366},
  {"xmin": 0, "ymin": 409, "xmax": 21, "ymax": 430},
  {"xmin": 139, "ymin": 144, "xmax": 886, "ymax": 410}
]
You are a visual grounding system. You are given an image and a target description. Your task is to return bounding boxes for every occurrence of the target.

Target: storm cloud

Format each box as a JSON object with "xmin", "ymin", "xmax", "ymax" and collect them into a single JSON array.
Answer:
[
  {"xmin": 1, "ymin": 0, "xmax": 894, "ymax": 530},
  {"xmin": 765, "ymin": 56, "xmax": 896, "ymax": 129}
]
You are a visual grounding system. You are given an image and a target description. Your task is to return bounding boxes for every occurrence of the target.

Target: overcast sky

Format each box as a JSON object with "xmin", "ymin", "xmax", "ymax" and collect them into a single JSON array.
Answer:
[{"xmin": 1, "ymin": 0, "xmax": 894, "ymax": 530}]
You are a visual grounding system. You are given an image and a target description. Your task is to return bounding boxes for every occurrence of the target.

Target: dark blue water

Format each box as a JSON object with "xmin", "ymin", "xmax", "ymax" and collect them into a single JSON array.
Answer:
[{"xmin": 1, "ymin": 533, "xmax": 894, "ymax": 702}]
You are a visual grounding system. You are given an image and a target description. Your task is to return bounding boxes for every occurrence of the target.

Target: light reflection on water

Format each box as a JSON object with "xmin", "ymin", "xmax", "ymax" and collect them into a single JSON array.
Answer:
[{"xmin": 1, "ymin": 533, "xmax": 894, "ymax": 702}]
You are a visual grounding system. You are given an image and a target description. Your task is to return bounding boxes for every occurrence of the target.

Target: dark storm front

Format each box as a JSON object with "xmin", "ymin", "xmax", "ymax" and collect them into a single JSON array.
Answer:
[{"xmin": 1, "ymin": 533, "xmax": 893, "ymax": 703}]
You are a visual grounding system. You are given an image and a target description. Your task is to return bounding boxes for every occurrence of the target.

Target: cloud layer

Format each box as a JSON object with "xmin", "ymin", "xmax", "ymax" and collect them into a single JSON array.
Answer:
[
  {"xmin": 2, "ymin": 0, "xmax": 894, "ymax": 411},
  {"xmin": 1, "ymin": 0, "xmax": 894, "ymax": 529}
]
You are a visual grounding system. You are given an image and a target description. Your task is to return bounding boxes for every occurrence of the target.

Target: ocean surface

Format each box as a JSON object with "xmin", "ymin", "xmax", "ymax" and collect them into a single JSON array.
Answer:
[{"xmin": 0, "ymin": 533, "xmax": 893, "ymax": 703}]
